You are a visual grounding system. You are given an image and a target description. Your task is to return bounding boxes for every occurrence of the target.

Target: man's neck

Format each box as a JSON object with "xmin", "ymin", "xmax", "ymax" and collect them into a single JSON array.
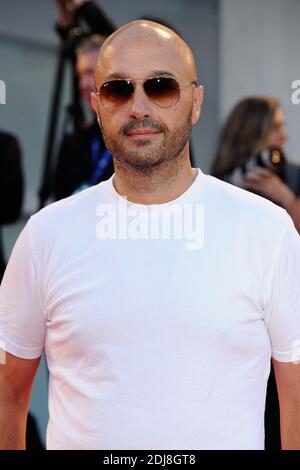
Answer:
[{"xmin": 112, "ymin": 154, "xmax": 197, "ymax": 205}]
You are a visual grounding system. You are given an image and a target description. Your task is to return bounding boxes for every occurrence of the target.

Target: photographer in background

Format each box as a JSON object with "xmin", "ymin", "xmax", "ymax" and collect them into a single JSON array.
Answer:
[
  {"xmin": 53, "ymin": 34, "xmax": 114, "ymax": 199},
  {"xmin": 53, "ymin": 0, "xmax": 115, "ymax": 200},
  {"xmin": 211, "ymin": 96, "xmax": 300, "ymax": 450},
  {"xmin": 211, "ymin": 97, "xmax": 300, "ymax": 233}
]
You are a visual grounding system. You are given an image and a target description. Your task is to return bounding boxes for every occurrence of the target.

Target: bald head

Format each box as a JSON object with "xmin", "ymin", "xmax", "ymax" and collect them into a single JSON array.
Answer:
[{"xmin": 94, "ymin": 20, "xmax": 198, "ymax": 89}]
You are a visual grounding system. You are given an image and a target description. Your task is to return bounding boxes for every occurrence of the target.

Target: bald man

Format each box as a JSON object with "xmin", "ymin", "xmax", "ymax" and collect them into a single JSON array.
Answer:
[{"xmin": 1, "ymin": 21, "xmax": 300, "ymax": 450}]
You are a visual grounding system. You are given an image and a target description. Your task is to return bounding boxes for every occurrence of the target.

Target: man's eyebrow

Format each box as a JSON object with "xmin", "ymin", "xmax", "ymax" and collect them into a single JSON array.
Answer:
[
  {"xmin": 104, "ymin": 70, "xmax": 177, "ymax": 81},
  {"xmin": 104, "ymin": 72, "xmax": 129, "ymax": 80},
  {"xmin": 148, "ymin": 70, "xmax": 177, "ymax": 78}
]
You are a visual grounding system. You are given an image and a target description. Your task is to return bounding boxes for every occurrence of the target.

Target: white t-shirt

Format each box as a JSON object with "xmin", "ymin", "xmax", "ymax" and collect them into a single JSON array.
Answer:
[{"xmin": 1, "ymin": 168, "xmax": 300, "ymax": 450}]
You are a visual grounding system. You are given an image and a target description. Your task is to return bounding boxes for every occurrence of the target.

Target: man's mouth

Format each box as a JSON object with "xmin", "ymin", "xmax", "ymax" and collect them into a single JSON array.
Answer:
[{"xmin": 126, "ymin": 129, "xmax": 161, "ymax": 137}]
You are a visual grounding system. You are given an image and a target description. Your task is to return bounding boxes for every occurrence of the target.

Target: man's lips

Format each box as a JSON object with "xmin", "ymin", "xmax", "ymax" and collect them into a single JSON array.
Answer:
[{"xmin": 126, "ymin": 129, "xmax": 161, "ymax": 136}]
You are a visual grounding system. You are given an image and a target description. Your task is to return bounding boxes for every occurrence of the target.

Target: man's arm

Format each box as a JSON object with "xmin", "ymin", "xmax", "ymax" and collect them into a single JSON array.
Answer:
[
  {"xmin": 0, "ymin": 350, "xmax": 40, "ymax": 450},
  {"xmin": 54, "ymin": 0, "xmax": 115, "ymax": 39},
  {"xmin": 273, "ymin": 358, "xmax": 300, "ymax": 450},
  {"xmin": 75, "ymin": 0, "xmax": 115, "ymax": 36}
]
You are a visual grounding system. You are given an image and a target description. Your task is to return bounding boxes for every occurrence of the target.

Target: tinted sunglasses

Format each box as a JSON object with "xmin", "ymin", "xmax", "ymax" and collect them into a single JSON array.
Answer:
[{"xmin": 96, "ymin": 76, "xmax": 196, "ymax": 111}]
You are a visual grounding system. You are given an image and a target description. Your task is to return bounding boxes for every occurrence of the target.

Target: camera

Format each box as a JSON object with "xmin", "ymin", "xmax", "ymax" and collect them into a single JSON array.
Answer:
[
  {"xmin": 243, "ymin": 148, "xmax": 286, "ymax": 176},
  {"xmin": 228, "ymin": 148, "xmax": 286, "ymax": 187}
]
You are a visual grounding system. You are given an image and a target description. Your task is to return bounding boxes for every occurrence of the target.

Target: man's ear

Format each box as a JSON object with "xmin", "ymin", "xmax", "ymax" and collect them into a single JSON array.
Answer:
[
  {"xmin": 91, "ymin": 92, "xmax": 102, "ymax": 128},
  {"xmin": 192, "ymin": 85, "xmax": 204, "ymax": 125},
  {"xmin": 91, "ymin": 91, "xmax": 98, "ymax": 114}
]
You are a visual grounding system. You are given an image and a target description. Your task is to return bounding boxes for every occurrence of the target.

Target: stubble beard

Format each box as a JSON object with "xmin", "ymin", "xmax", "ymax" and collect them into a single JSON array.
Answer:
[{"xmin": 100, "ymin": 108, "xmax": 193, "ymax": 172}]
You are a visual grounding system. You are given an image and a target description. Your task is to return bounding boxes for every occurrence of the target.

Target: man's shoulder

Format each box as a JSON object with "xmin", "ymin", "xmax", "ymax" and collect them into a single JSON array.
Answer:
[
  {"xmin": 30, "ymin": 178, "xmax": 113, "ymax": 234},
  {"xmin": 203, "ymin": 173, "xmax": 289, "ymax": 228}
]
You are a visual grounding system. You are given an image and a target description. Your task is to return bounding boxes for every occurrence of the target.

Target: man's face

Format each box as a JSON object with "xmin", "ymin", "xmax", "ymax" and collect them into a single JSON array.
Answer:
[
  {"xmin": 76, "ymin": 50, "xmax": 99, "ymax": 110},
  {"xmin": 265, "ymin": 108, "xmax": 287, "ymax": 152},
  {"xmin": 91, "ymin": 34, "xmax": 203, "ymax": 170}
]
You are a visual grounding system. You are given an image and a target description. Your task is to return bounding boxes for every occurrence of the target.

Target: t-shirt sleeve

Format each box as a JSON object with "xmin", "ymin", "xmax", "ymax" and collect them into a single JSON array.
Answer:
[
  {"xmin": 265, "ymin": 213, "xmax": 300, "ymax": 363},
  {"xmin": 0, "ymin": 222, "xmax": 46, "ymax": 359}
]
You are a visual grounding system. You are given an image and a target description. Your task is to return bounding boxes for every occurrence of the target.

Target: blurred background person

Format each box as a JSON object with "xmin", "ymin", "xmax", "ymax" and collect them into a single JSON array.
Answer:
[
  {"xmin": 211, "ymin": 96, "xmax": 300, "ymax": 450},
  {"xmin": 0, "ymin": 130, "xmax": 23, "ymax": 279},
  {"xmin": 211, "ymin": 97, "xmax": 300, "ymax": 233},
  {"xmin": 53, "ymin": 0, "xmax": 116, "ymax": 200},
  {"xmin": 53, "ymin": 34, "xmax": 114, "ymax": 199}
]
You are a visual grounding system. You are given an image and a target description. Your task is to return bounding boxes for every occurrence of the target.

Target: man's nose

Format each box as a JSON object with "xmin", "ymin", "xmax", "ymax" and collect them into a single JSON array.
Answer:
[{"xmin": 128, "ymin": 83, "xmax": 153, "ymax": 120}]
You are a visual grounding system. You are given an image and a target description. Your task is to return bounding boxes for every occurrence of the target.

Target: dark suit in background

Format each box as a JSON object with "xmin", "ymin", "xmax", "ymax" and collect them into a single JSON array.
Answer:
[{"xmin": 0, "ymin": 131, "xmax": 23, "ymax": 279}]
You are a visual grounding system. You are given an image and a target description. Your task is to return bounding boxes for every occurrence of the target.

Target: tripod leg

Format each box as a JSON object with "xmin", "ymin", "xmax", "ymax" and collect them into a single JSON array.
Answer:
[
  {"xmin": 70, "ymin": 51, "xmax": 84, "ymax": 131},
  {"xmin": 38, "ymin": 46, "xmax": 67, "ymax": 209}
]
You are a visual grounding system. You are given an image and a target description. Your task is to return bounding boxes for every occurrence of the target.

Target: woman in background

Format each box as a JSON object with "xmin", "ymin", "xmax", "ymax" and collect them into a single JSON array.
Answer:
[{"xmin": 212, "ymin": 97, "xmax": 300, "ymax": 233}]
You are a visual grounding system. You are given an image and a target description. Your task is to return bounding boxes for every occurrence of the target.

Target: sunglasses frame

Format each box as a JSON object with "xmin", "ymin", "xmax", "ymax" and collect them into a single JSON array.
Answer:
[{"xmin": 95, "ymin": 76, "xmax": 197, "ymax": 111}]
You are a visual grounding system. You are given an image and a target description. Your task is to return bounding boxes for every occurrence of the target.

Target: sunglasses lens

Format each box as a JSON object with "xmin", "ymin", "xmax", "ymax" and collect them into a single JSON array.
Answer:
[
  {"xmin": 144, "ymin": 77, "xmax": 180, "ymax": 107},
  {"xmin": 100, "ymin": 80, "xmax": 133, "ymax": 109}
]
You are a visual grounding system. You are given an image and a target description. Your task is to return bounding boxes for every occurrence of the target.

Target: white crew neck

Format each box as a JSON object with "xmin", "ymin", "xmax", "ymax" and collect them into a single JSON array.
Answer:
[{"xmin": 106, "ymin": 168, "xmax": 205, "ymax": 208}]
